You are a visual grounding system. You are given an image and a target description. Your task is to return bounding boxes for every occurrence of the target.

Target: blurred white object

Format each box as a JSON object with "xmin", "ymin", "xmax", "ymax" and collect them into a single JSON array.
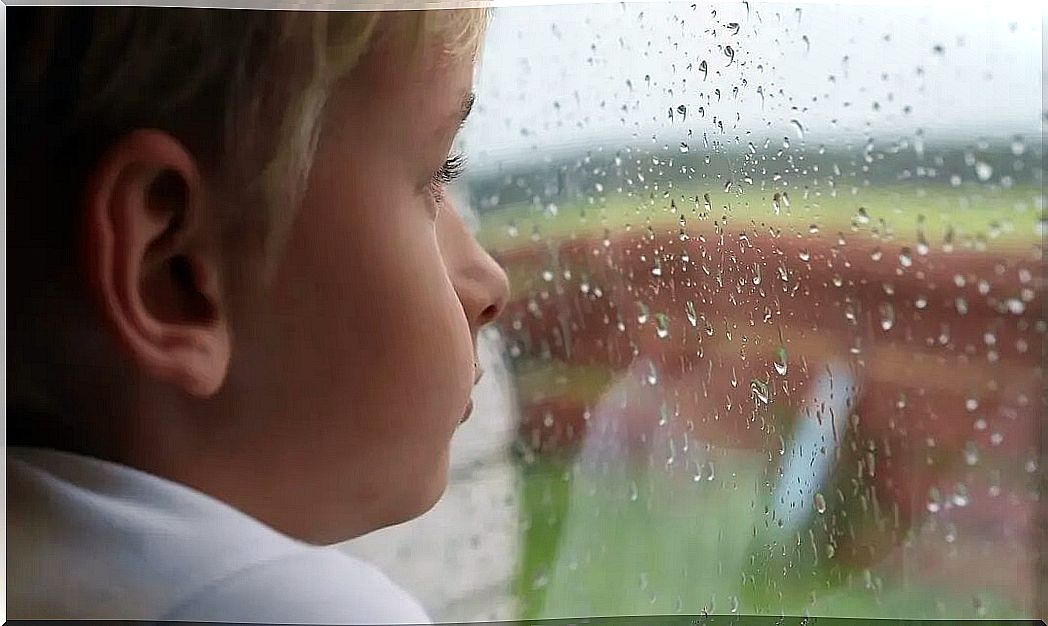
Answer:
[{"xmin": 772, "ymin": 359, "xmax": 854, "ymax": 532}]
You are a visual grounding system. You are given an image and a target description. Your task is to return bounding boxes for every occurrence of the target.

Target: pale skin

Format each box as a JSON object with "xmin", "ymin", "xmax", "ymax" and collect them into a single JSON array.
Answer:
[{"xmin": 76, "ymin": 16, "xmax": 509, "ymax": 545}]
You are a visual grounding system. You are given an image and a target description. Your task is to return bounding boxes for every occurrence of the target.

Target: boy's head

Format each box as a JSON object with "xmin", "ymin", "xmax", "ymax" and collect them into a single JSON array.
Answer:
[{"xmin": 10, "ymin": 7, "xmax": 508, "ymax": 544}]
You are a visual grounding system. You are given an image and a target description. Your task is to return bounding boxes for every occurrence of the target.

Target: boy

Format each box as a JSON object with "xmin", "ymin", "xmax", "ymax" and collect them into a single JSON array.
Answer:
[{"xmin": 8, "ymin": 6, "xmax": 508, "ymax": 623}]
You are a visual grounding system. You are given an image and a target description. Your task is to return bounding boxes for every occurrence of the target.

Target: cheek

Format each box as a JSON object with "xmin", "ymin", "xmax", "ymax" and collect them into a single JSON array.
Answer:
[{"xmin": 266, "ymin": 183, "xmax": 475, "ymax": 444}]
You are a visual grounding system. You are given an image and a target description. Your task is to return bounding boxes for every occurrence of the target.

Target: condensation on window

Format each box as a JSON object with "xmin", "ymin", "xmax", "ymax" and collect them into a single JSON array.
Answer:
[{"xmin": 349, "ymin": 3, "xmax": 1044, "ymax": 621}]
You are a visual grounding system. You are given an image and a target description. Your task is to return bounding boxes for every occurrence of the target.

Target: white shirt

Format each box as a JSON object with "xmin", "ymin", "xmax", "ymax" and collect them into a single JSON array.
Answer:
[{"xmin": 7, "ymin": 446, "xmax": 433, "ymax": 624}]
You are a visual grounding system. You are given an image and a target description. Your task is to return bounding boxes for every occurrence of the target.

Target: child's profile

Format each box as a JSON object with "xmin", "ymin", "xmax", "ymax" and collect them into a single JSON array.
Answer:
[{"xmin": 8, "ymin": 6, "xmax": 508, "ymax": 623}]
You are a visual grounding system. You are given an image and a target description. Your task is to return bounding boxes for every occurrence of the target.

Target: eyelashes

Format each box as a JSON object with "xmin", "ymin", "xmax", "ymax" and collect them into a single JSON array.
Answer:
[{"xmin": 432, "ymin": 152, "xmax": 466, "ymax": 186}]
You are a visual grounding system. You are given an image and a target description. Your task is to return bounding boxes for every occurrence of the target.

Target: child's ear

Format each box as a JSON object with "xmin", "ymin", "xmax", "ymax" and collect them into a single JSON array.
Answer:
[{"xmin": 80, "ymin": 129, "xmax": 231, "ymax": 398}]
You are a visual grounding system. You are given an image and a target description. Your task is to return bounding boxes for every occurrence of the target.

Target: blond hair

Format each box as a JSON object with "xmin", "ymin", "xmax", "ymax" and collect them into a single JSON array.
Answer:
[{"xmin": 11, "ymin": 6, "xmax": 490, "ymax": 262}]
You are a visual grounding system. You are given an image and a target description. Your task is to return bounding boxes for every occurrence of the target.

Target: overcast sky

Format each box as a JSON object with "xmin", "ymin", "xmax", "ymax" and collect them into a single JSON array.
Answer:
[{"xmin": 457, "ymin": 2, "xmax": 1042, "ymax": 170}]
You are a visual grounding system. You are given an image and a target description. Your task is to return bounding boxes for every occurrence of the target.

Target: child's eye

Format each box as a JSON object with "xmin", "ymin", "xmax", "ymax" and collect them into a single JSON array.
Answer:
[
  {"xmin": 426, "ymin": 152, "xmax": 466, "ymax": 216},
  {"xmin": 431, "ymin": 152, "xmax": 466, "ymax": 188}
]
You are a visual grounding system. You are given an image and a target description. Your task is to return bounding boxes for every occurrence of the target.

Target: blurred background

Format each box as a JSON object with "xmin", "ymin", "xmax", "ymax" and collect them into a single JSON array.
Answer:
[{"xmin": 346, "ymin": 1, "xmax": 1045, "ymax": 620}]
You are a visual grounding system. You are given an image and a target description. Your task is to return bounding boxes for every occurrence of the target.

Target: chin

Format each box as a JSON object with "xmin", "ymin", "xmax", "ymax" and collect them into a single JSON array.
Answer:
[
  {"xmin": 301, "ymin": 466, "xmax": 452, "ymax": 545},
  {"xmin": 389, "ymin": 449, "xmax": 452, "ymax": 527},
  {"xmin": 364, "ymin": 446, "xmax": 450, "ymax": 534}
]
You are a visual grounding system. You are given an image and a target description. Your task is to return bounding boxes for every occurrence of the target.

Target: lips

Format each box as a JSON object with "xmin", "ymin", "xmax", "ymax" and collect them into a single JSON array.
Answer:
[
  {"xmin": 459, "ymin": 398, "xmax": 475, "ymax": 424},
  {"xmin": 459, "ymin": 364, "xmax": 484, "ymax": 425}
]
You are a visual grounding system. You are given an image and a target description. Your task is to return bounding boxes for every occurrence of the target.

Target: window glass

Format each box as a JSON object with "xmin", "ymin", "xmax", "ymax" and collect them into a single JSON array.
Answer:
[{"xmin": 350, "ymin": 3, "xmax": 1043, "ymax": 620}]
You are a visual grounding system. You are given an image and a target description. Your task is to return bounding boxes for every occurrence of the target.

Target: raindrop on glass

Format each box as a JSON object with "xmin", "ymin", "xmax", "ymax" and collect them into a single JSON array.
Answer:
[
  {"xmin": 774, "ymin": 346, "xmax": 788, "ymax": 375},
  {"xmin": 879, "ymin": 302, "xmax": 895, "ymax": 331},
  {"xmin": 899, "ymin": 248, "xmax": 913, "ymax": 268},
  {"xmin": 655, "ymin": 313, "xmax": 671, "ymax": 339},
  {"xmin": 685, "ymin": 301, "xmax": 698, "ymax": 327}
]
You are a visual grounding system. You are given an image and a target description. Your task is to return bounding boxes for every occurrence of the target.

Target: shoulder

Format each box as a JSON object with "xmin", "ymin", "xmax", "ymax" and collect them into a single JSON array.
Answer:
[
  {"xmin": 8, "ymin": 448, "xmax": 430, "ymax": 624},
  {"xmin": 164, "ymin": 547, "xmax": 433, "ymax": 625}
]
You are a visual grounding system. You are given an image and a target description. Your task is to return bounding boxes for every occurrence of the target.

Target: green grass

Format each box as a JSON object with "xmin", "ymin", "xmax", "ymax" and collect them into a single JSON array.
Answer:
[
  {"xmin": 478, "ymin": 184, "xmax": 1042, "ymax": 253},
  {"xmin": 513, "ymin": 454, "xmax": 1030, "ymax": 621}
]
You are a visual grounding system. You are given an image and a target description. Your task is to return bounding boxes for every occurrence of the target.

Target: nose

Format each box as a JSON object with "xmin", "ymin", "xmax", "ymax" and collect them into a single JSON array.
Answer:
[
  {"xmin": 462, "ymin": 250, "xmax": 510, "ymax": 329},
  {"xmin": 437, "ymin": 204, "xmax": 510, "ymax": 331}
]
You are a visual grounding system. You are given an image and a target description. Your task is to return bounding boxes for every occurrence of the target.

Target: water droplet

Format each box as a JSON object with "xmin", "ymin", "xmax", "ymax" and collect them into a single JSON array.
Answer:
[
  {"xmin": 685, "ymin": 301, "xmax": 698, "ymax": 327},
  {"xmin": 1005, "ymin": 298, "xmax": 1025, "ymax": 315},
  {"xmin": 899, "ymin": 247, "xmax": 913, "ymax": 268},
  {"xmin": 926, "ymin": 487, "xmax": 942, "ymax": 513},
  {"xmin": 646, "ymin": 360, "xmax": 658, "ymax": 386},
  {"xmin": 964, "ymin": 441, "xmax": 980, "ymax": 466},
  {"xmin": 879, "ymin": 302, "xmax": 895, "ymax": 331},
  {"xmin": 916, "ymin": 232, "xmax": 929, "ymax": 256},
  {"xmin": 655, "ymin": 313, "xmax": 671, "ymax": 339},
  {"xmin": 814, "ymin": 493, "xmax": 827, "ymax": 514},
  {"xmin": 952, "ymin": 484, "xmax": 969, "ymax": 507},
  {"xmin": 855, "ymin": 207, "xmax": 870, "ymax": 225},
  {"xmin": 637, "ymin": 302, "xmax": 650, "ymax": 324},
  {"xmin": 774, "ymin": 347, "xmax": 788, "ymax": 375},
  {"xmin": 750, "ymin": 379, "xmax": 770, "ymax": 405},
  {"xmin": 789, "ymin": 119, "xmax": 805, "ymax": 139},
  {"xmin": 799, "ymin": 249, "xmax": 811, "ymax": 262},
  {"xmin": 975, "ymin": 161, "xmax": 993, "ymax": 181}
]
